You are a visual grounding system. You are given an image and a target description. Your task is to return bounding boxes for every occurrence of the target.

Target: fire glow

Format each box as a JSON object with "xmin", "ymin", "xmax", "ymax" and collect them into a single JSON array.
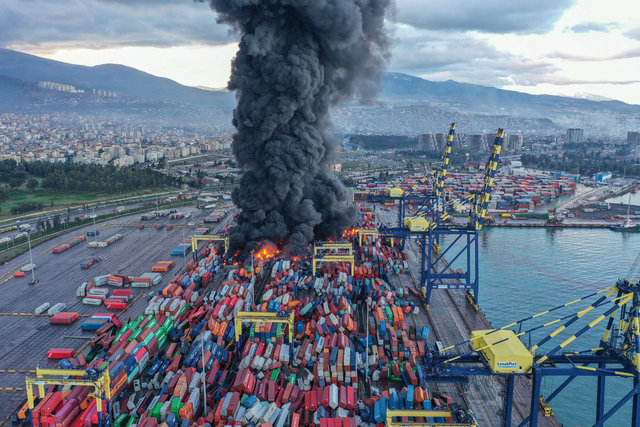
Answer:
[
  {"xmin": 342, "ymin": 228, "xmax": 360, "ymax": 239},
  {"xmin": 254, "ymin": 243, "xmax": 280, "ymax": 261}
]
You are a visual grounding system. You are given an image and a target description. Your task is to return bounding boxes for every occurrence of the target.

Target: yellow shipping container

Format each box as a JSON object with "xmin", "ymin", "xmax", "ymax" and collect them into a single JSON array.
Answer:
[{"xmin": 471, "ymin": 329, "xmax": 532, "ymax": 373}]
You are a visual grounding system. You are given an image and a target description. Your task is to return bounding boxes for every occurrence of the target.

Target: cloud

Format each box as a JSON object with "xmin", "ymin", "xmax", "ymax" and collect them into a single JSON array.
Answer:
[
  {"xmin": 388, "ymin": 26, "xmax": 558, "ymax": 88},
  {"xmin": 390, "ymin": 31, "xmax": 502, "ymax": 70},
  {"xmin": 0, "ymin": 0, "xmax": 234, "ymax": 50},
  {"xmin": 549, "ymin": 47, "xmax": 640, "ymax": 61},
  {"xmin": 537, "ymin": 77, "xmax": 640, "ymax": 86},
  {"xmin": 394, "ymin": 0, "xmax": 575, "ymax": 35},
  {"xmin": 566, "ymin": 22, "xmax": 620, "ymax": 33},
  {"xmin": 625, "ymin": 27, "xmax": 640, "ymax": 40}
]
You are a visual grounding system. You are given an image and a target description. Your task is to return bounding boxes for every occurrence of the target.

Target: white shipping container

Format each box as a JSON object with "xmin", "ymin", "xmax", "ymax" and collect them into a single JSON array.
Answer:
[
  {"xmin": 47, "ymin": 303, "xmax": 66, "ymax": 316},
  {"xmin": 35, "ymin": 302, "xmax": 50, "ymax": 315}
]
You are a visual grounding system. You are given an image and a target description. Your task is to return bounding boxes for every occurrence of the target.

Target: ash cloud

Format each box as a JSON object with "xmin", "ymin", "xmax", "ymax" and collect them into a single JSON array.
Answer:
[{"xmin": 204, "ymin": 0, "xmax": 391, "ymax": 253}]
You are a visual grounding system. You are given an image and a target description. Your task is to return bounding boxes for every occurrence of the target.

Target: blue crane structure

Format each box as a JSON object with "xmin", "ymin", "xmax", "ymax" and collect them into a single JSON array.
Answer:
[
  {"xmin": 422, "ymin": 263, "xmax": 640, "ymax": 426},
  {"xmin": 362, "ymin": 122, "xmax": 457, "ymax": 229},
  {"xmin": 378, "ymin": 128, "xmax": 504, "ymax": 308}
]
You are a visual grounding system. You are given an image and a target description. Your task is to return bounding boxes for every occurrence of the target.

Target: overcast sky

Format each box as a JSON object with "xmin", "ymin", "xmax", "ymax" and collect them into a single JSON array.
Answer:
[{"xmin": 3, "ymin": 0, "xmax": 640, "ymax": 104}]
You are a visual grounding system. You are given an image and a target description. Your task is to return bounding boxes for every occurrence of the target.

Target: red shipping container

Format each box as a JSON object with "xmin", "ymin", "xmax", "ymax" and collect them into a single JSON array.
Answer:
[
  {"xmin": 112, "ymin": 289, "xmax": 132, "ymax": 297},
  {"xmin": 47, "ymin": 348, "xmax": 75, "ymax": 359},
  {"xmin": 40, "ymin": 391, "xmax": 63, "ymax": 417},
  {"xmin": 50, "ymin": 312, "xmax": 79, "ymax": 325}
]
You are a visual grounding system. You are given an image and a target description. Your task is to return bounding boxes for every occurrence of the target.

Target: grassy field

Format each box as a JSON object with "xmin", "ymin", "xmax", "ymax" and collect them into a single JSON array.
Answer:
[
  {"xmin": 0, "ymin": 187, "xmax": 100, "ymax": 213},
  {"xmin": 0, "ymin": 182, "xmax": 172, "ymax": 218}
]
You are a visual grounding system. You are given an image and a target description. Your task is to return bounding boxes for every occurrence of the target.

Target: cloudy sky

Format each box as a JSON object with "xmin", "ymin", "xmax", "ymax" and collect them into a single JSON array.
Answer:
[{"xmin": 3, "ymin": 0, "xmax": 640, "ymax": 103}]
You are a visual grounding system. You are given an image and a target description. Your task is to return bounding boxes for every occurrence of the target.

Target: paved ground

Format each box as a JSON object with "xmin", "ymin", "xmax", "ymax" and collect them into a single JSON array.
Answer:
[{"xmin": 0, "ymin": 203, "xmax": 235, "ymax": 417}]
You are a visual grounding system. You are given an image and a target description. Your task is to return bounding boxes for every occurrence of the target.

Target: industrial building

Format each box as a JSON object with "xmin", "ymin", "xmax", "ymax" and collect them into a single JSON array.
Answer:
[{"xmin": 565, "ymin": 128, "xmax": 584, "ymax": 144}]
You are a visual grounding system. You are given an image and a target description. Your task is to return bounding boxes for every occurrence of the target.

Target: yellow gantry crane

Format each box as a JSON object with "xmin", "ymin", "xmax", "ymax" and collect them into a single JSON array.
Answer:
[
  {"xmin": 26, "ymin": 368, "xmax": 111, "ymax": 426},
  {"xmin": 191, "ymin": 234, "xmax": 229, "ymax": 260},
  {"xmin": 312, "ymin": 241, "xmax": 354, "ymax": 275},
  {"xmin": 430, "ymin": 271, "xmax": 640, "ymax": 427},
  {"xmin": 233, "ymin": 311, "xmax": 295, "ymax": 357},
  {"xmin": 386, "ymin": 409, "xmax": 477, "ymax": 427}
]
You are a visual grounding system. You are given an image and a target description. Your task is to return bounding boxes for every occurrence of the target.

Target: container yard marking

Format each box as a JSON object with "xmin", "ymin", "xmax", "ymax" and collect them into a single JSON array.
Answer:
[
  {"xmin": 0, "ymin": 387, "xmax": 23, "ymax": 392},
  {"xmin": 0, "ymin": 370, "xmax": 35, "ymax": 374},
  {"xmin": 0, "ymin": 312, "xmax": 90, "ymax": 317},
  {"xmin": 0, "ymin": 262, "xmax": 27, "ymax": 285}
]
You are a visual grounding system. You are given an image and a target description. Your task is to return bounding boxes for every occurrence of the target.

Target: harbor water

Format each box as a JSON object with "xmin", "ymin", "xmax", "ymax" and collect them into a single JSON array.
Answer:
[{"xmin": 472, "ymin": 227, "xmax": 640, "ymax": 426}]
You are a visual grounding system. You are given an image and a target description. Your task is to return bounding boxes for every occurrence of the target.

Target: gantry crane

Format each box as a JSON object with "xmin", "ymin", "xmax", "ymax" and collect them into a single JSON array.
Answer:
[
  {"xmin": 410, "ymin": 122, "xmax": 457, "ymax": 226},
  {"xmin": 191, "ymin": 234, "xmax": 229, "ymax": 260},
  {"xmin": 312, "ymin": 241, "xmax": 355, "ymax": 275},
  {"xmin": 365, "ymin": 123, "xmax": 457, "ymax": 228},
  {"xmin": 380, "ymin": 129, "xmax": 504, "ymax": 308},
  {"xmin": 26, "ymin": 368, "xmax": 111, "ymax": 427},
  {"xmin": 422, "ymin": 253, "xmax": 640, "ymax": 426}
]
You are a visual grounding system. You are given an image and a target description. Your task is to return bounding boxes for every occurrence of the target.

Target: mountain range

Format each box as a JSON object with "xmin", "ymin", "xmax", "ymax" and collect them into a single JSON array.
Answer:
[{"xmin": 1, "ymin": 48, "xmax": 638, "ymax": 135}]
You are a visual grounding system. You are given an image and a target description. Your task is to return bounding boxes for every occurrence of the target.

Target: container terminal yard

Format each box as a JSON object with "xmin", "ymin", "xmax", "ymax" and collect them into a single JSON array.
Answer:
[
  {"xmin": 0, "ymin": 205, "xmax": 235, "ymax": 417},
  {"xmin": 2, "ymin": 127, "xmax": 640, "ymax": 427}
]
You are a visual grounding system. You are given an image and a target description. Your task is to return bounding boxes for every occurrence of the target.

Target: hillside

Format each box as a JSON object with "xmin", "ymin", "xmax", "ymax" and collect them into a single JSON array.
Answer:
[
  {"xmin": 1, "ymin": 48, "xmax": 639, "ymax": 134},
  {"xmin": 0, "ymin": 48, "xmax": 235, "ymax": 109}
]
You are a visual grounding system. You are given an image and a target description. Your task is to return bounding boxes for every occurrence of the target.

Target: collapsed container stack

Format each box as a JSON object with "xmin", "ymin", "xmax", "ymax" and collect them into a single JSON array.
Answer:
[
  {"xmin": 25, "ymin": 230, "xmax": 473, "ymax": 425},
  {"xmin": 52, "ymin": 236, "xmax": 86, "ymax": 254}
]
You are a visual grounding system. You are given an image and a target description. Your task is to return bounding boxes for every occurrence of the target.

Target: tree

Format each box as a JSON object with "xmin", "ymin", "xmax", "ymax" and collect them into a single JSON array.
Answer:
[
  {"xmin": 196, "ymin": 170, "xmax": 205, "ymax": 190},
  {"xmin": 0, "ymin": 186, "xmax": 9, "ymax": 203},
  {"xmin": 9, "ymin": 171, "xmax": 26, "ymax": 188},
  {"xmin": 26, "ymin": 178, "xmax": 38, "ymax": 193}
]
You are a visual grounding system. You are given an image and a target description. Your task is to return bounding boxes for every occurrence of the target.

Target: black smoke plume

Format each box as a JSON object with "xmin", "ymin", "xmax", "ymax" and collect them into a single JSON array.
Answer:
[{"xmin": 205, "ymin": 0, "xmax": 391, "ymax": 253}]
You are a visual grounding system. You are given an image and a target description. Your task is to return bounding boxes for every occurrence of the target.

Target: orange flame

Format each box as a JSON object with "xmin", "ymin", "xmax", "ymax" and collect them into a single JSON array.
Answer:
[
  {"xmin": 254, "ymin": 242, "xmax": 280, "ymax": 261},
  {"xmin": 341, "ymin": 228, "xmax": 360, "ymax": 239}
]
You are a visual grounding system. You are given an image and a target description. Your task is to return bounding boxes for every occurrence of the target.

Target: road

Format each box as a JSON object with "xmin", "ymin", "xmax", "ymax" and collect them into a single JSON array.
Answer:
[
  {"xmin": 557, "ymin": 180, "xmax": 632, "ymax": 211},
  {"xmin": 0, "ymin": 202, "xmax": 235, "ymax": 417}
]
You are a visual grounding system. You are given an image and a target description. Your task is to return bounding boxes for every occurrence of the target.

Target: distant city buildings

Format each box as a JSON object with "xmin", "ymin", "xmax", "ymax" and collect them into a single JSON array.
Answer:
[
  {"xmin": 566, "ymin": 128, "xmax": 584, "ymax": 144},
  {"xmin": 417, "ymin": 134, "xmax": 437, "ymax": 151},
  {"xmin": 0, "ymin": 113, "xmax": 232, "ymax": 167},
  {"xmin": 38, "ymin": 81, "xmax": 85, "ymax": 94},
  {"xmin": 627, "ymin": 131, "xmax": 640, "ymax": 158},
  {"xmin": 506, "ymin": 134, "xmax": 524, "ymax": 152},
  {"xmin": 468, "ymin": 134, "xmax": 488, "ymax": 153}
]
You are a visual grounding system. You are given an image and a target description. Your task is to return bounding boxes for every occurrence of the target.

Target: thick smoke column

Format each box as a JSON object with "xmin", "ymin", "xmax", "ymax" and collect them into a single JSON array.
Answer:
[{"xmin": 206, "ymin": 0, "xmax": 391, "ymax": 252}]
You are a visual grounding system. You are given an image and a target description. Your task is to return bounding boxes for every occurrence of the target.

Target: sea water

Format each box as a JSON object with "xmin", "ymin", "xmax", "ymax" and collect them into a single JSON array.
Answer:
[{"xmin": 445, "ymin": 227, "xmax": 640, "ymax": 426}]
